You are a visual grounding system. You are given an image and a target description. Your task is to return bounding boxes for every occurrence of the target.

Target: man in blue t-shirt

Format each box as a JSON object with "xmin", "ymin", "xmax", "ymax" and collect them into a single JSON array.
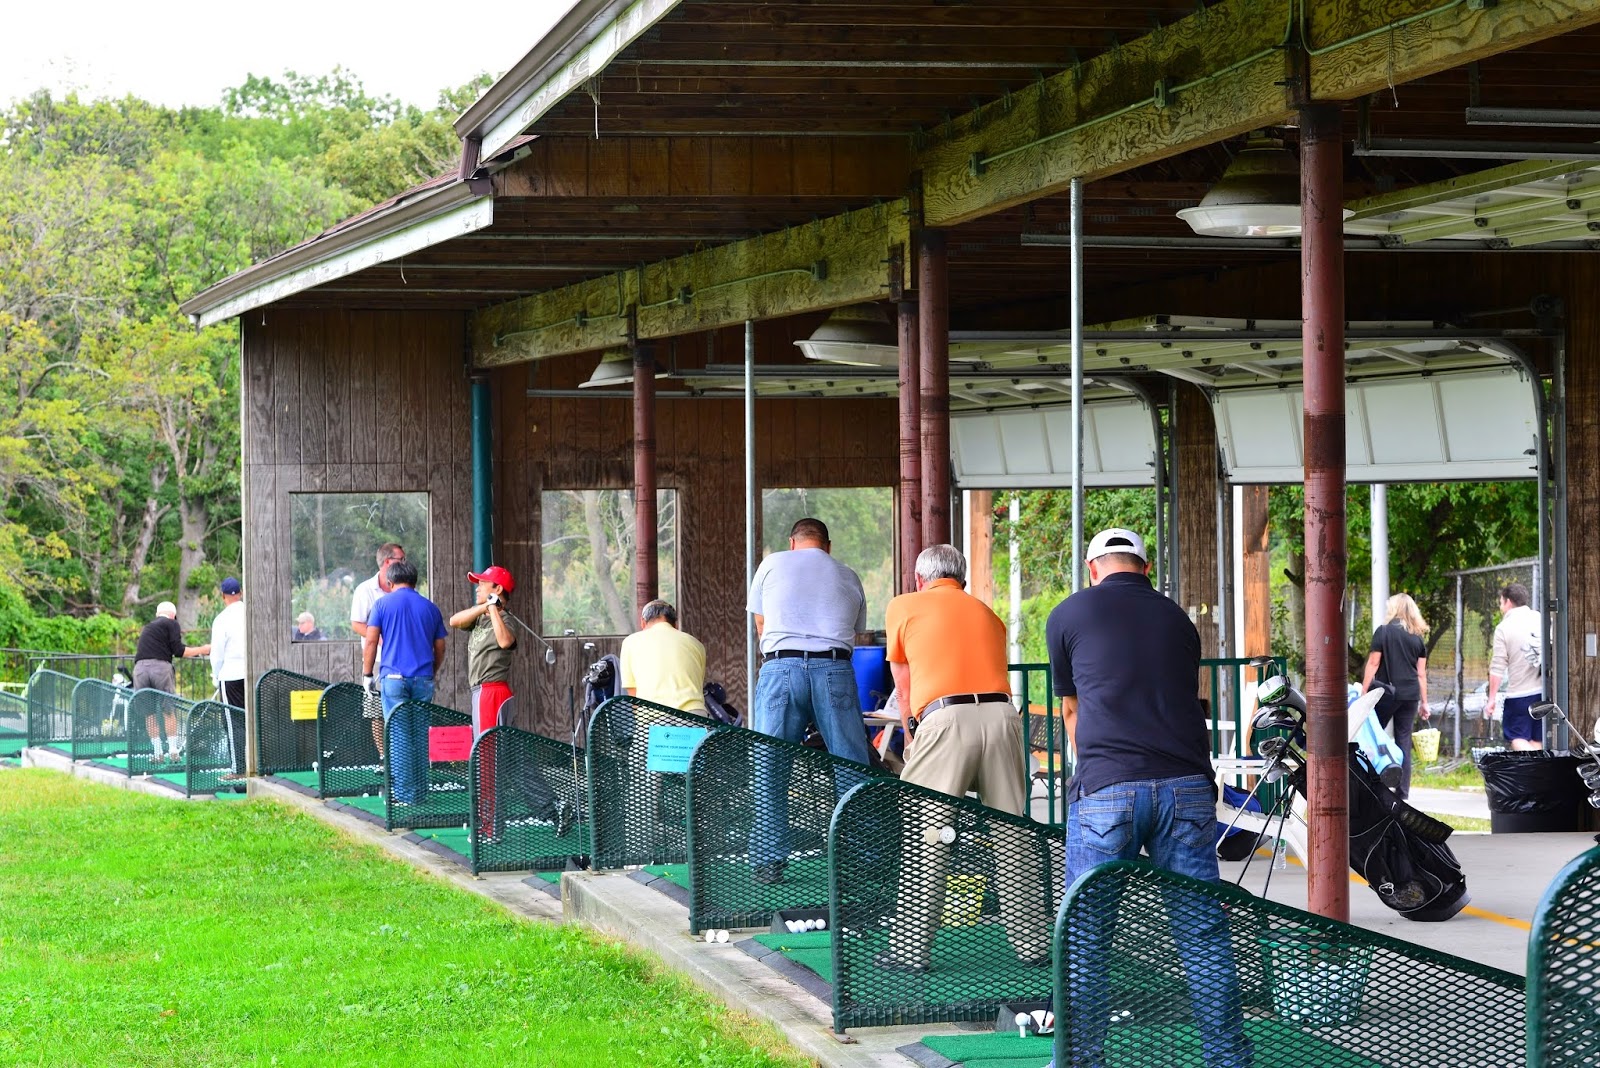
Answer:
[
  {"xmin": 361, "ymin": 558, "xmax": 448, "ymax": 805},
  {"xmin": 1046, "ymin": 528, "xmax": 1250, "ymax": 1068}
]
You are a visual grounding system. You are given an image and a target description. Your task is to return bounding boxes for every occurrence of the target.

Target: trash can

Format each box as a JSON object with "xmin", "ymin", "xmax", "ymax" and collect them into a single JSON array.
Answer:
[
  {"xmin": 852, "ymin": 646, "xmax": 890, "ymax": 712},
  {"xmin": 1474, "ymin": 749, "xmax": 1588, "ymax": 833}
]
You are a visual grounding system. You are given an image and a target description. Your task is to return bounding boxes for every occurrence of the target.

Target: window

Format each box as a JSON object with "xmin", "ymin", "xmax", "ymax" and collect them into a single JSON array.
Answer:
[
  {"xmin": 289, "ymin": 493, "xmax": 430, "ymax": 643},
  {"xmin": 540, "ymin": 489, "xmax": 678, "ymax": 636},
  {"xmin": 762, "ymin": 487, "xmax": 895, "ymax": 630}
]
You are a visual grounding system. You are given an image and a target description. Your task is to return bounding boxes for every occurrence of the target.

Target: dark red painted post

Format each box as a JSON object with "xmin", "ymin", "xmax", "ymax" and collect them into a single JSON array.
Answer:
[
  {"xmin": 633, "ymin": 344, "xmax": 658, "ymax": 616},
  {"xmin": 918, "ymin": 231, "xmax": 951, "ymax": 546},
  {"xmin": 1300, "ymin": 102, "xmax": 1350, "ymax": 923},
  {"xmin": 898, "ymin": 299, "xmax": 923, "ymax": 591}
]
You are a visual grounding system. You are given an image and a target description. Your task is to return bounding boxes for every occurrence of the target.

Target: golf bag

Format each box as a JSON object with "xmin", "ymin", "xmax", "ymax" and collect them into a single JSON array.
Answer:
[
  {"xmin": 1340, "ymin": 744, "xmax": 1470, "ymax": 921},
  {"xmin": 701, "ymin": 681, "xmax": 744, "ymax": 727},
  {"xmin": 584, "ymin": 654, "xmax": 630, "ymax": 745}
]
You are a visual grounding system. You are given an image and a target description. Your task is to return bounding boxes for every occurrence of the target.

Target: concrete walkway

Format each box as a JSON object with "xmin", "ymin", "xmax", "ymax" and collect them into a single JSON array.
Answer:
[{"xmin": 1409, "ymin": 785, "xmax": 1491, "ymax": 821}]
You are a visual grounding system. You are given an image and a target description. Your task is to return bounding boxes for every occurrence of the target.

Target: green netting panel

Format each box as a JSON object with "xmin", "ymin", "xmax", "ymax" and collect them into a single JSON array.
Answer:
[
  {"xmin": 686, "ymin": 726, "xmax": 878, "ymax": 934},
  {"xmin": 1528, "ymin": 845, "xmax": 1600, "ymax": 1066},
  {"xmin": 0, "ymin": 690, "xmax": 28, "ymax": 757},
  {"xmin": 25, "ymin": 670, "xmax": 77, "ymax": 749},
  {"xmin": 1052, "ymin": 860, "xmax": 1525, "ymax": 1068},
  {"xmin": 255, "ymin": 668, "xmax": 328, "ymax": 776},
  {"xmin": 183, "ymin": 700, "xmax": 238, "ymax": 797},
  {"xmin": 469, "ymin": 725, "xmax": 588, "ymax": 874},
  {"xmin": 125, "ymin": 689, "xmax": 194, "ymax": 777},
  {"xmin": 71, "ymin": 678, "xmax": 131, "ymax": 763},
  {"xmin": 318, "ymin": 682, "xmax": 385, "ymax": 799},
  {"xmin": 586, "ymin": 695, "xmax": 726, "ymax": 870},
  {"xmin": 382, "ymin": 700, "xmax": 472, "ymax": 830},
  {"xmin": 828, "ymin": 777, "xmax": 1064, "ymax": 1031}
]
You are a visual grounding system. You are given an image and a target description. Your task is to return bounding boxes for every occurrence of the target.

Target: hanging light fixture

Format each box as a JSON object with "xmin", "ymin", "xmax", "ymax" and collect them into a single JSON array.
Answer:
[
  {"xmin": 579, "ymin": 347, "xmax": 667, "ymax": 388},
  {"xmin": 794, "ymin": 304, "xmax": 898, "ymax": 367},
  {"xmin": 1176, "ymin": 133, "xmax": 1353, "ymax": 238}
]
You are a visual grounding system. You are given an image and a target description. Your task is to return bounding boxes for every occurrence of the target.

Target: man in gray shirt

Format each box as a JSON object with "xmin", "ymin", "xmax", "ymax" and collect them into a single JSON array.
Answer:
[{"xmin": 746, "ymin": 517, "xmax": 871, "ymax": 883}]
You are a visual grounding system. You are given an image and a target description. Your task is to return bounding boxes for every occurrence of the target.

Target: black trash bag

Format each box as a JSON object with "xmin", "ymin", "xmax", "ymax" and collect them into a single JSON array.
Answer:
[{"xmin": 1476, "ymin": 749, "xmax": 1589, "ymax": 815}]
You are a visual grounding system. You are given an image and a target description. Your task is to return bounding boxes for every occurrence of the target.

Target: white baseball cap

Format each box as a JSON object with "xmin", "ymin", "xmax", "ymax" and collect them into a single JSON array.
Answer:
[{"xmin": 1085, "ymin": 527, "xmax": 1148, "ymax": 563}]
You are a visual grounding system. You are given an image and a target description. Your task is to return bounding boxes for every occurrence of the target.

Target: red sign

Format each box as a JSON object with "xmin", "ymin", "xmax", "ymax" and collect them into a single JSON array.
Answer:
[{"xmin": 428, "ymin": 725, "xmax": 473, "ymax": 762}]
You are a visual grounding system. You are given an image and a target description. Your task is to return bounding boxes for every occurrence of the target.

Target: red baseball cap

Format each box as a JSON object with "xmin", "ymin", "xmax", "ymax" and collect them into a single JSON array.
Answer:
[{"xmin": 467, "ymin": 565, "xmax": 516, "ymax": 593}]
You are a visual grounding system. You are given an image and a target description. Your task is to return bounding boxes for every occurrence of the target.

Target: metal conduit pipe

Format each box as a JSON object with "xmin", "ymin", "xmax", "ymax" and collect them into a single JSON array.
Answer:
[
  {"xmin": 633, "ymin": 343, "xmax": 659, "ymax": 615},
  {"xmin": 898, "ymin": 301, "xmax": 923, "ymax": 591}
]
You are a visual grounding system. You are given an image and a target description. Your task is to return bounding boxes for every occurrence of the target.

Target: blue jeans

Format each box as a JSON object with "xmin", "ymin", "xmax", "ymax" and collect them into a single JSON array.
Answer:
[
  {"xmin": 381, "ymin": 676, "xmax": 435, "ymax": 805},
  {"xmin": 749, "ymin": 656, "xmax": 870, "ymax": 866},
  {"xmin": 1061, "ymin": 775, "xmax": 1252, "ymax": 1068}
]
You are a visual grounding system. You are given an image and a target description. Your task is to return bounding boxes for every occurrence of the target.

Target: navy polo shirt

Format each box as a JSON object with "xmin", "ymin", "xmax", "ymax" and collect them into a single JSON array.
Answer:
[{"xmin": 1045, "ymin": 571, "xmax": 1214, "ymax": 799}]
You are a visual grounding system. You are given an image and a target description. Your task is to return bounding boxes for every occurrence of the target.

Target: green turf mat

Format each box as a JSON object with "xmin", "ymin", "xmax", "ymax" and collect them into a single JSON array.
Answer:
[
  {"xmin": 389, "ymin": 783, "xmax": 471, "ymax": 820},
  {"xmin": 336, "ymin": 795, "xmax": 389, "ymax": 816},
  {"xmin": 96, "ymin": 755, "xmax": 129, "ymax": 769},
  {"xmin": 0, "ymin": 736, "xmax": 24, "ymax": 757},
  {"xmin": 753, "ymin": 929, "xmax": 833, "ymax": 980},
  {"xmin": 414, "ymin": 827, "xmax": 470, "ymax": 856},
  {"xmin": 921, "ymin": 1018, "xmax": 1385, "ymax": 1068},
  {"xmin": 151, "ymin": 773, "xmax": 186, "ymax": 788},
  {"xmin": 531, "ymin": 871, "xmax": 563, "ymax": 884},
  {"xmin": 273, "ymin": 770, "xmax": 320, "ymax": 787},
  {"xmin": 643, "ymin": 863, "xmax": 690, "ymax": 888},
  {"xmin": 331, "ymin": 768, "xmax": 386, "ymax": 791},
  {"xmin": 695, "ymin": 856, "xmax": 830, "ymax": 907}
]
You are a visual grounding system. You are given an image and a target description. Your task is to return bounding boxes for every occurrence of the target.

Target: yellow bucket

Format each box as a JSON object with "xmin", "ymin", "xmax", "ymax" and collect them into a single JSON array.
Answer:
[
  {"xmin": 1412, "ymin": 727, "xmax": 1441, "ymax": 764},
  {"xmin": 942, "ymin": 874, "xmax": 987, "ymax": 927}
]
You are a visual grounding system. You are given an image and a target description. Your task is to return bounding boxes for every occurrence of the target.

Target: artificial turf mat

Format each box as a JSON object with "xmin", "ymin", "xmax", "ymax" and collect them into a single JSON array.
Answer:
[
  {"xmin": 752, "ymin": 929, "xmax": 833, "ymax": 980},
  {"xmin": 271, "ymin": 770, "xmax": 320, "ymax": 787},
  {"xmin": 917, "ymin": 1018, "xmax": 1385, "ymax": 1068},
  {"xmin": 0, "ymin": 736, "xmax": 25, "ymax": 757},
  {"xmin": 531, "ymin": 871, "xmax": 563, "ymax": 884},
  {"xmin": 643, "ymin": 863, "xmax": 690, "ymax": 888},
  {"xmin": 695, "ymin": 857, "xmax": 830, "ymax": 908},
  {"xmin": 335, "ymin": 795, "xmax": 389, "ymax": 817},
  {"xmin": 413, "ymin": 823, "xmax": 588, "ymax": 870}
]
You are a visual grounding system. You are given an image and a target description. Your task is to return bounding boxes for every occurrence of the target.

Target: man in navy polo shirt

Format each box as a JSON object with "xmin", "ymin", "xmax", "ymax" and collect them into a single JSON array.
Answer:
[
  {"xmin": 1046, "ymin": 528, "xmax": 1250, "ymax": 1068},
  {"xmin": 361, "ymin": 558, "xmax": 448, "ymax": 806}
]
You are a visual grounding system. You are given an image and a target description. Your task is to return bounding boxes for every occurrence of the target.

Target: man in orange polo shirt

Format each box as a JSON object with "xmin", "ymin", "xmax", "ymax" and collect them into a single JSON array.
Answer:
[{"xmin": 877, "ymin": 543, "xmax": 1046, "ymax": 973}]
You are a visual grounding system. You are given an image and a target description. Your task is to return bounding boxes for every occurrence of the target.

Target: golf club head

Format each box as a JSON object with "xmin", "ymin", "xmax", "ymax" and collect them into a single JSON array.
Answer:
[
  {"xmin": 1257, "ymin": 736, "xmax": 1289, "ymax": 759},
  {"xmin": 545, "ymin": 647, "xmax": 557, "ymax": 666},
  {"xmin": 1588, "ymin": 791, "xmax": 1600, "ymax": 810},
  {"xmin": 1570, "ymin": 736, "xmax": 1592, "ymax": 758},
  {"xmin": 1253, "ymin": 707, "xmax": 1300, "ymax": 732},
  {"xmin": 1530, "ymin": 702, "xmax": 1558, "ymax": 721},
  {"xmin": 1580, "ymin": 764, "xmax": 1600, "ymax": 789},
  {"xmin": 1263, "ymin": 765, "xmax": 1285, "ymax": 784},
  {"xmin": 1257, "ymin": 675, "xmax": 1289, "ymax": 706}
]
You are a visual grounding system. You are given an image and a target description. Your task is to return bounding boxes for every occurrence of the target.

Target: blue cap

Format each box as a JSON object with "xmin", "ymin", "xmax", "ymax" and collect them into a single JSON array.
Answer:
[{"xmin": 219, "ymin": 577, "xmax": 242, "ymax": 595}]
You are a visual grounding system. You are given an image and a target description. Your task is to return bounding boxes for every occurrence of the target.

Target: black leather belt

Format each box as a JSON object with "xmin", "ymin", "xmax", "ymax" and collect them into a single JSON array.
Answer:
[
  {"xmin": 920, "ymin": 691, "xmax": 1011, "ymax": 716},
  {"xmin": 764, "ymin": 648, "xmax": 852, "ymax": 661}
]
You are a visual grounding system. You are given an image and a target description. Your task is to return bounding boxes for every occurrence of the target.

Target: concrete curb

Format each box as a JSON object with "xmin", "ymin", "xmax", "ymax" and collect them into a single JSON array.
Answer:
[{"xmin": 20, "ymin": 745, "xmax": 205, "ymax": 801}]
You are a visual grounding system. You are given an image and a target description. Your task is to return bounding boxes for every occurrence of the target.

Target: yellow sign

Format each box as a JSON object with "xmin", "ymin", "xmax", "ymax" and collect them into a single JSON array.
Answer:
[{"xmin": 289, "ymin": 689, "xmax": 320, "ymax": 721}]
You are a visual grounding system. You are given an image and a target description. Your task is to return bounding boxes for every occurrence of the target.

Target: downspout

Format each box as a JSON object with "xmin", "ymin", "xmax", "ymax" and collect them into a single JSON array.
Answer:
[{"xmin": 471, "ymin": 377, "xmax": 494, "ymax": 572}]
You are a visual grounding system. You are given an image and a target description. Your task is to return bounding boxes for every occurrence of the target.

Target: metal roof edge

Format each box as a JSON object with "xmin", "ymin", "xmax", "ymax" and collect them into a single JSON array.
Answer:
[{"xmin": 179, "ymin": 182, "xmax": 492, "ymax": 326}]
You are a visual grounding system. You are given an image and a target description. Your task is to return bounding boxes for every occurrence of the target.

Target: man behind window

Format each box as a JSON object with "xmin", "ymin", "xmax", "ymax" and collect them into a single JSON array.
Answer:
[{"xmin": 362, "ymin": 559, "xmax": 448, "ymax": 807}]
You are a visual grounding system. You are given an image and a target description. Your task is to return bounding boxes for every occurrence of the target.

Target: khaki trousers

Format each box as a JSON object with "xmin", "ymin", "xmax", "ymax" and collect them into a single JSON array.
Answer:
[{"xmin": 889, "ymin": 699, "xmax": 1050, "ymax": 965}]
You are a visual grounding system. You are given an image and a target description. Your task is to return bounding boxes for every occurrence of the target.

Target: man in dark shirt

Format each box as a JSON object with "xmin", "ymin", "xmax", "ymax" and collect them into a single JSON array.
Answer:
[
  {"xmin": 1046, "ymin": 528, "xmax": 1250, "ymax": 1068},
  {"xmin": 132, "ymin": 601, "xmax": 206, "ymax": 762}
]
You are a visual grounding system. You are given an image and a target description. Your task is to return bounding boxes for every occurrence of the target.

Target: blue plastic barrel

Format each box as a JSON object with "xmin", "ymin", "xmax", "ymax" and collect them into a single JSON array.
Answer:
[{"xmin": 852, "ymin": 646, "xmax": 891, "ymax": 711}]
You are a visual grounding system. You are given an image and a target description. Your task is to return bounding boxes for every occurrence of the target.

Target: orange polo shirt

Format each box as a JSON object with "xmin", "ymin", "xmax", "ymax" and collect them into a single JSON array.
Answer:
[{"xmin": 885, "ymin": 577, "xmax": 1010, "ymax": 718}]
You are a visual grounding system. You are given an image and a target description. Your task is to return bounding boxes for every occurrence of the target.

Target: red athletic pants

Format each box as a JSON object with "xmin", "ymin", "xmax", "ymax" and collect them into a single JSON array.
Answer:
[{"xmin": 472, "ymin": 682, "xmax": 512, "ymax": 830}]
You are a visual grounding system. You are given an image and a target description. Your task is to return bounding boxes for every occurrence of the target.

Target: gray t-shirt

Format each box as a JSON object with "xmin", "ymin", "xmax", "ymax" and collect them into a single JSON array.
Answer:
[{"xmin": 747, "ymin": 547, "xmax": 867, "ymax": 655}]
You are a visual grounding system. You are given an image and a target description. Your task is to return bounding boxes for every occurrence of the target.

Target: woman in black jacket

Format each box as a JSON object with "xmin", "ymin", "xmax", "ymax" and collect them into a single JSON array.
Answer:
[{"xmin": 1360, "ymin": 593, "xmax": 1430, "ymax": 798}]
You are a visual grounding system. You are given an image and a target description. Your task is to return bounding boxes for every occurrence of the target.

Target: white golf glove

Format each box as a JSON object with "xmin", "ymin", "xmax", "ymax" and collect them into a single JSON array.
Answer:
[{"xmin": 362, "ymin": 674, "xmax": 378, "ymax": 696}]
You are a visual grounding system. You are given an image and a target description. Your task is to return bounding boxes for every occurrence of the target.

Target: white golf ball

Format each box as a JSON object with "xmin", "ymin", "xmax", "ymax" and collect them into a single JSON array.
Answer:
[
  {"xmin": 715, "ymin": 929, "xmax": 729, "ymax": 943},
  {"xmin": 786, "ymin": 920, "xmax": 800, "ymax": 933},
  {"xmin": 815, "ymin": 918, "xmax": 827, "ymax": 931},
  {"xmin": 938, "ymin": 826, "xmax": 957, "ymax": 844},
  {"xmin": 806, "ymin": 919, "xmax": 820, "ymax": 931},
  {"xmin": 1014, "ymin": 1011, "xmax": 1030, "ymax": 1027}
]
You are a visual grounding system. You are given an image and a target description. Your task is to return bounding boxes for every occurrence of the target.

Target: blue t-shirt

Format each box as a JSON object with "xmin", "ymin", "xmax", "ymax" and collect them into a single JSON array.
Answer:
[
  {"xmin": 1045, "ymin": 571, "xmax": 1214, "ymax": 799},
  {"xmin": 367, "ymin": 587, "xmax": 448, "ymax": 678}
]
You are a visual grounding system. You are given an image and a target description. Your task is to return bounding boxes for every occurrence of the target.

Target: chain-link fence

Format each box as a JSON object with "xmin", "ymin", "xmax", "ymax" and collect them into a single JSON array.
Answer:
[
  {"xmin": 382, "ymin": 700, "xmax": 472, "ymax": 830},
  {"xmin": 125, "ymin": 689, "xmax": 194, "ymax": 777},
  {"xmin": 25, "ymin": 670, "xmax": 76, "ymax": 751},
  {"xmin": 829, "ymin": 777, "xmax": 1064, "ymax": 1031},
  {"xmin": 586, "ymin": 696, "xmax": 727, "ymax": 870},
  {"xmin": 71, "ymin": 678, "xmax": 130, "ymax": 763},
  {"xmin": 184, "ymin": 700, "xmax": 242, "ymax": 796},
  {"xmin": 0, "ymin": 689, "xmax": 26, "ymax": 759},
  {"xmin": 685, "ymin": 726, "xmax": 878, "ymax": 934},
  {"xmin": 318, "ymin": 682, "xmax": 384, "ymax": 799},
  {"xmin": 469, "ymin": 725, "xmax": 588, "ymax": 874},
  {"xmin": 254, "ymin": 668, "xmax": 328, "ymax": 779},
  {"xmin": 1529, "ymin": 845, "xmax": 1600, "ymax": 1066},
  {"xmin": 21, "ymin": 653, "xmax": 215, "ymax": 702},
  {"xmin": 1052, "ymin": 860, "xmax": 1525, "ymax": 1068}
]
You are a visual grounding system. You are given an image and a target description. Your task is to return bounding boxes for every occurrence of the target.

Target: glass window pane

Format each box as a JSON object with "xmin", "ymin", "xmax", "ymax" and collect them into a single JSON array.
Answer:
[
  {"xmin": 540, "ymin": 489, "xmax": 677, "ymax": 636},
  {"xmin": 289, "ymin": 493, "xmax": 431, "ymax": 643},
  {"xmin": 761, "ymin": 487, "xmax": 894, "ymax": 630}
]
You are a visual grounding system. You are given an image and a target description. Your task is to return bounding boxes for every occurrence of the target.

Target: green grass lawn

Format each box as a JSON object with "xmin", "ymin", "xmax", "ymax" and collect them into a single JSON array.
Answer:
[{"xmin": 0, "ymin": 769, "xmax": 810, "ymax": 1068}]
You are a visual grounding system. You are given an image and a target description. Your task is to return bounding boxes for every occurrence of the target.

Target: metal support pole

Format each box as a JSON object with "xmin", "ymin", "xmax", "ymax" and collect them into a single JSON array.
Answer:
[
  {"xmin": 898, "ymin": 300, "xmax": 923, "ymax": 590},
  {"xmin": 633, "ymin": 344, "xmax": 658, "ymax": 615},
  {"xmin": 1371, "ymin": 484, "xmax": 1389, "ymax": 631},
  {"xmin": 470, "ymin": 377, "xmax": 494, "ymax": 572},
  {"xmin": 1009, "ymin": 495, "xmax": 1022, "ymax": 692},
  {"xmin": 1069, "ymin": 176, "xmax": 1086, "ymax": 592},
  {"xmin": 1553, "ymin": 326, "xmax": 1570, "ymax": 715},
  {"xmin": 1301, "ymin": 101, "xmax": 1350, "ymax": 923},
  {"xmin": 1454, "ymin": 576, "xmax": 1465, "ymax": 757},
  {"xmin": 744, "ymin": 321, "xmax": 757, "ymax": 707},
  {"xmin": 919, "ymin": 231, "xmax": 951, "ymax": 546},
  {"xmin": 1166, "ymin": 383, "xmax": 1182, "ymax": 602}
]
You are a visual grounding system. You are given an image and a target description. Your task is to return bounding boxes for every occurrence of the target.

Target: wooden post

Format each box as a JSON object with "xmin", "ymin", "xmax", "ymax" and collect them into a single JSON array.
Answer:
[
  {"xmin": 1240, "ymin": 485, "xmax": 1272, "ymax": 657},
  {"xmin": 968, "ymin": 489, "xmax": 995, "ymax": 607},
  {"xmin": 919, "ymin": 231, "xmax": 951, "ymax": 546},
  {"xmin": 633, "ymin": 344, "xmax": 658, "ymax": 615},
  {"xmin": 898, "ymin": 300, "xmax": 922, "ymax": 591},
  {"xmin": 1301, "ymin": 102, "xmax": 1350, "ymax": 924}
]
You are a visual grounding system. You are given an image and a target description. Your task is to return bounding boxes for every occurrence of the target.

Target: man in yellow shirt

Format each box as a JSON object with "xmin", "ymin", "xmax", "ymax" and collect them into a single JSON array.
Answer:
[{"xmin": 619, "ymin": 600, "xmax": 707, "ymax": 712}]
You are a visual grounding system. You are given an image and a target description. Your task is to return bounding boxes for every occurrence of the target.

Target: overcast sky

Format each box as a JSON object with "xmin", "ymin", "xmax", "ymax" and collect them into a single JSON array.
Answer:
[{"xmin": 2, "ymin": 0, "xmax": 578, "ymax": 112}]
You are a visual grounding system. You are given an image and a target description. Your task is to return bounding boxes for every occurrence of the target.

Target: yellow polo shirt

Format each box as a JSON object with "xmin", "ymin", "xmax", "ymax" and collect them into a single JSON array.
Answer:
[
  {"xmin": 620, "ymin": 623, "xmax": 707, "ymax": 712},
  {"xmin": 885, "ymin": 578, "xmax": 1009, "ymax": 718}
]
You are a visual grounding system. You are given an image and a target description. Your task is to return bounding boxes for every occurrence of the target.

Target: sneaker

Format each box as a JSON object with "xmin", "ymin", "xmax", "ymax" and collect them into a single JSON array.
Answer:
[
  {"xmin": 751, "ymin": 861, "xmax": 787, "ymax": 885},
  {"xmin": 872, "ymin": 950, "xmax": 929, "ymax": 975},
  {"xmin": 554, "ymin": 800, "xmax": 577, "ymax": 841}
]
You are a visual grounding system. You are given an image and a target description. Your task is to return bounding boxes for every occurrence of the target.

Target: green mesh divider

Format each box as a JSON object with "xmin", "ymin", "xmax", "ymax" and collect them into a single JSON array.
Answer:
[
  {"xmin": 469, "ymin": 725, "xmax": 587, "ymax": 874},
  {"xmin": 686, "ymin": 726, "xmax": 878, "ymax": 934},
  {"xmin": 70, "ymin": 678, "xmax": 131, "ymax": 763},
  {"xmin": 1052, "ymin": 860, "xmax": 1525, "ymax": 1068},
  {"xmin": 183, "ymin": 701, "xmax": 239, "ymax": 797},
  {"xmin": 26, "ymin": 670, "xmax": 78, "ymax": 749},
  {"xmin": 318, "ymin": 682, "xmax": 385, "ymax": 799},
  {"xmin": 1528, "ymin": 845, "xmax": 1600, "ymax": 1066},
  {"xmin": 0, "ymin": 689, "xmax": 28, "ymax": 756},
  {"xmin": 586, "ymin": 695, "xmax": 726, "ymax": 870},
  {"xmin": 254, "ymin": 668, "xmax": 328, "ymax": 776},
  {"xmin": 828, "ymin": 777, "xmax": 1064, "ymax": 1031},
  {"xmin": 382, "ymin": 700, "xmax": 472, "ymax": 830},
  {"xmin": 125, "ymin": 689, "xmax": 194, "ymax": 777}
]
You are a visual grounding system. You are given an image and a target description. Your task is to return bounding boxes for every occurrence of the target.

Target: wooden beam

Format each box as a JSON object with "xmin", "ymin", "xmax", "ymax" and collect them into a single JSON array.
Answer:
[
  {"xmin": 916, "ymin": 0, "xmax": 1296, "ymax": 229},
  {"xmin": 472, "ymin": 200, "xmax": 911, "ymax": 367}
]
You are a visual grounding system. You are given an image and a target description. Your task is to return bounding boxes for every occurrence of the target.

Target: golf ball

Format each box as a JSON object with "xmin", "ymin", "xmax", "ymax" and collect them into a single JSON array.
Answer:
[
  {"xmin": 1014, "ymin": 1012, "xmax": 1030, "ymax": 1027},
  {"xmin": 815, "ymin": 918, "xmax": 827, "ymax": 931},
  {"xmin": 938, "ymin": 826, "xmax": 957, "ymax": 844},
  {"xmin": 786, "ymin": 920, "xmax": 800, "ymax": 933},
  {"xmin": 715, "ymin": 929, "xmax": 729, "ymax": 943}
]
